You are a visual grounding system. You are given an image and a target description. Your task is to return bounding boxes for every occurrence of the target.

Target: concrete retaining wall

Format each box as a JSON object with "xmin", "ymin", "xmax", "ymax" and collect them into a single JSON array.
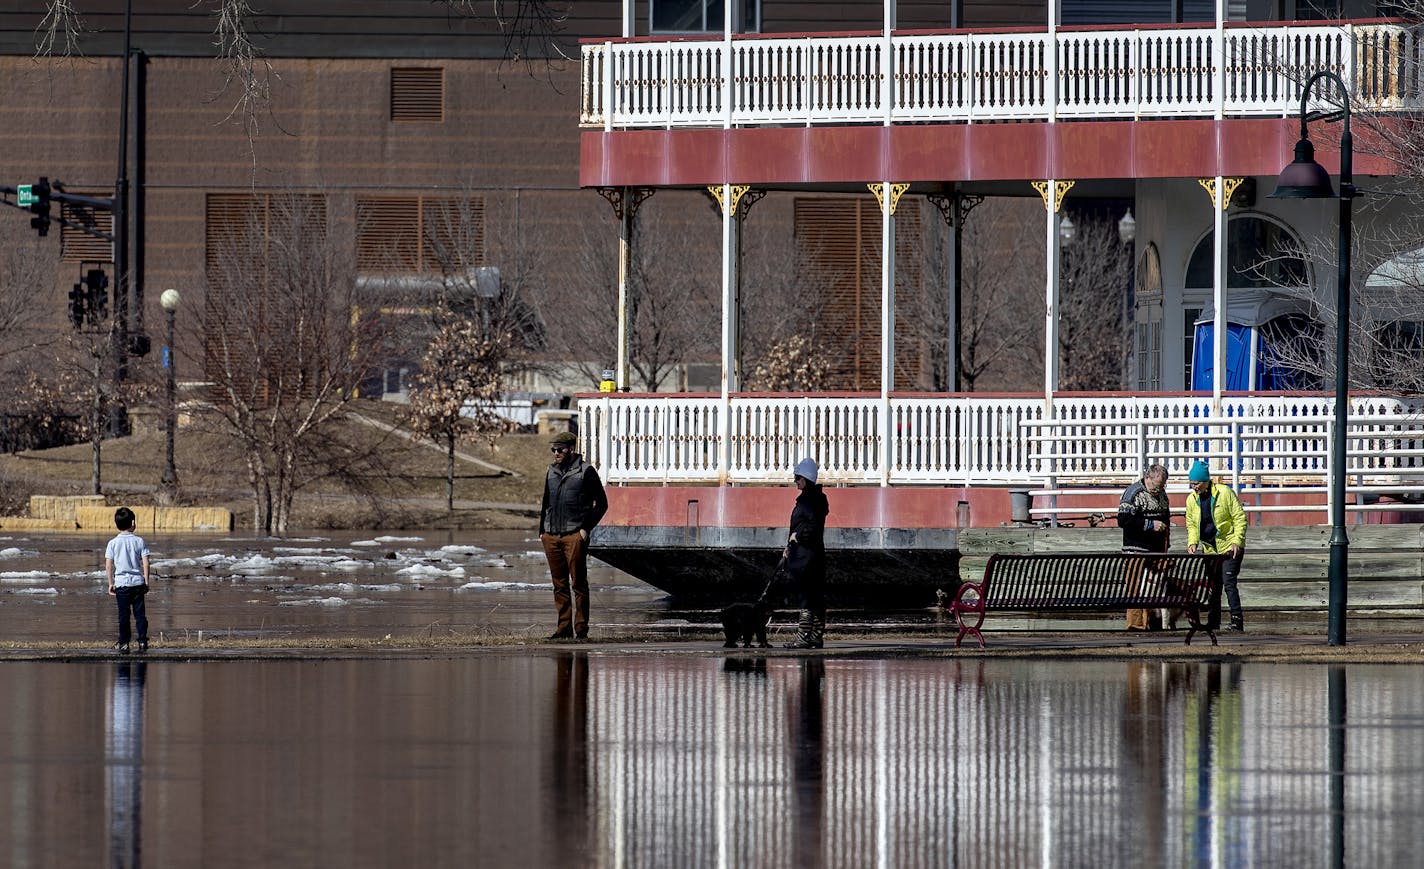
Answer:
[
  {"xmin": 74, "ymin": 505, "xmax": 232, "ymax": 533},
  {"xmin": 28, "ymin": 495, "xmax": 106, "ymax": 523}
]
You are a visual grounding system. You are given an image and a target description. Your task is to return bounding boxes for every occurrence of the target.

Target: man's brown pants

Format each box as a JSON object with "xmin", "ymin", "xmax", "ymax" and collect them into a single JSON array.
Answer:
[{"xmin": 541, "ymin": 531, "xmax": 590, "ymax": 636}]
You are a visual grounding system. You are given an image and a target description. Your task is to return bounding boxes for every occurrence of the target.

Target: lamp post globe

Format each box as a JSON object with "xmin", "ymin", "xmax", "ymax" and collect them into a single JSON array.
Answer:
[{"xmin": 160, "ymin": 288, "xmax": 180, "ymax": 312}]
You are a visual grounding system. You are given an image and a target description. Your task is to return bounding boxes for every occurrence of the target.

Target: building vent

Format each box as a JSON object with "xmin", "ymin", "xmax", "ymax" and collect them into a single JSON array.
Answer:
[
  {"xmin": 391, "ymin": 68, "xmax": 444, "ymax": 122},
  {"xmin": 61, "ymin": 198, "xmax": 114, "ymax": 263},
  {"xmin": 356, "ymin": 196, "xmax": 484, "ymax": 274}
]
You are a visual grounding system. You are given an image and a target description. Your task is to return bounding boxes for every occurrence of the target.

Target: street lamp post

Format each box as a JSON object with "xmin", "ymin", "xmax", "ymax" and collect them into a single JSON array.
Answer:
[
  {"xmin": 159, "ymin": 288, "xmax": 180, "ymax": 499},
  {"xmin": 1269, "ymin": 70, "xmax": 1354, "ymax": 646}
]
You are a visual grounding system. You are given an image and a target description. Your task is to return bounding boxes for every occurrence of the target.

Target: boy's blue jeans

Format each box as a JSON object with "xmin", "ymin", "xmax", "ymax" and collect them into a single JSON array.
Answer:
[{"xmin": 114, "ymin": 584, "xmax": 149, "ymax": 645}]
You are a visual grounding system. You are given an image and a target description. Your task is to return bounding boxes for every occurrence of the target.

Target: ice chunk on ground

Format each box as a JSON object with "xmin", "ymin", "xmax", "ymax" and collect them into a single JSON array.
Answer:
[{"xmin": 277, "ymin": 597, "xmax": 348, "ymax": 607}]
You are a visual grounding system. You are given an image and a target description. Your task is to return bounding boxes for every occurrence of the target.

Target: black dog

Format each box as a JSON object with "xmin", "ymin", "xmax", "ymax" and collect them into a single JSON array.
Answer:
[{"xmin": 720, "ymin": 601, "xmax": 773, "ymax": 648}]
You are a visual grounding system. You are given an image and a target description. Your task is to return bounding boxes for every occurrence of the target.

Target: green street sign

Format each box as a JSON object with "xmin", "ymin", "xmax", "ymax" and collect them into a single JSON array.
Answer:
[{"xmin": 16, "ymin": 185, "xmax": 35, "ymax": 207}]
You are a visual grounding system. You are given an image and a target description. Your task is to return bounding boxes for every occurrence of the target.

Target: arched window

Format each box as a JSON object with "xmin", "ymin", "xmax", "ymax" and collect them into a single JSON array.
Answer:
[{"xmin": 1184, "ymin": 215, "xmax": 1308, "ymax": 291}]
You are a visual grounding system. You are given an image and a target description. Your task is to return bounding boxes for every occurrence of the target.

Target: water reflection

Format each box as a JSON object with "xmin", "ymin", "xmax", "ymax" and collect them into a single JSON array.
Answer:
[
  {"xmin": 2, "ymin": 657, "xmax": 1421, "ymax": 867},
  {"xmin": 1329, "ymin": 666, "xmax": 1346, "ymax": 869},
  {"xmin": 791, "ymin": 659, "xmax": 825, "ymax": 869},
  {"xmin": 1120, "ymin": 662, "xmax": 1180, "ymax": 867},
  {"xmin": 107, "ymin": 661, "xmax": 146, "ymax": 869},
  {"xmin": 547, "ymin": 653, "xmax": 590, "ymax": 856}
]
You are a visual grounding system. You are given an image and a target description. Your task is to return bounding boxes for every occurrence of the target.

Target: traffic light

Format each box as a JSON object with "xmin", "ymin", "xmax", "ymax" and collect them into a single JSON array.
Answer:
[
  {"xmin": 66, "ymin": 267, "xmax": 110, "ymax": 329},
  {"xmin": 84, "ymin": 268, "xmax": 109, "ymax": 326},
  {"xmin": 28, "ymin": 177, "xmax": 51, "ymax": 236},
  {"xmin": 68, "ymin": 281, "xmax": 85, "ymax": 329}
]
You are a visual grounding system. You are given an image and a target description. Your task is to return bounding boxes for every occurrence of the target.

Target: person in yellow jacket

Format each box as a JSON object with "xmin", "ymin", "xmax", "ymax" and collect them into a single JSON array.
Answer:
[{"xmin": 1184, "ymin": 460, "xmax": 1247, "ymax": 631}]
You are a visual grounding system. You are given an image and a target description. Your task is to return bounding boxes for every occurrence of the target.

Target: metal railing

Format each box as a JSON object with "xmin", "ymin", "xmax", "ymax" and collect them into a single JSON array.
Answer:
[
  {"xmin": 578, "ymin": 391, "xmax": 1424, "ymax": 514},
  {"xmin": 581, "ymin": 21, "xmax": 1424, "ymax": 128}
]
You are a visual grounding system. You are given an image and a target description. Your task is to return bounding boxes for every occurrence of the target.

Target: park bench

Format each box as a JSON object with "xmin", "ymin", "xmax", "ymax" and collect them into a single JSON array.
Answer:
[{"xmin": 950, "ymin": 552, "xmax": 1227, "ymax": 648}]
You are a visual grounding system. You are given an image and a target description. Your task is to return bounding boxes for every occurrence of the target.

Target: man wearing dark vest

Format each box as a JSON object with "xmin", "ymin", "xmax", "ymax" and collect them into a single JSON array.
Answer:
[{"xmin": 539, "ymin": 431, "xmax": 608, "ymax": 639}]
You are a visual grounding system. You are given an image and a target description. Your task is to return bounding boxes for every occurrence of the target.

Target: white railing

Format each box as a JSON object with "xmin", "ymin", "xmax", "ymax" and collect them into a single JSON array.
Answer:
[
  {"xmin": 579, "ymin": 392, "xmax": 1424, "ymax": 511},
  {"xmin": 581, "ymin": 22, "xmax": 1424, "ymax": 128}
]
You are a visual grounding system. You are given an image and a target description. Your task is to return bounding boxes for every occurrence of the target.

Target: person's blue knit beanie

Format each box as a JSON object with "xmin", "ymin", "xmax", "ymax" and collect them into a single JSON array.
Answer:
[{"xmin": 1188, "ymin": 460, "xmax": 1211, "ymax": 482}]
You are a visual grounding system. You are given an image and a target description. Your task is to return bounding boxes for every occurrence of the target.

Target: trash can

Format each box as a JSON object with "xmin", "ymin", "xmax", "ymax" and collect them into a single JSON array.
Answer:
[{"xmin": 1009, "ymin": 489, "xmax": 1033, "ymax": 524}]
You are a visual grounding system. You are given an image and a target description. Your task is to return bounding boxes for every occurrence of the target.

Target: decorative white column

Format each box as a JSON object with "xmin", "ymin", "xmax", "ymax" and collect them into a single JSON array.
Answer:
[
  {"xmin": 1034, "ymin": 180, "xmax": 1073, "ymax": 403},
  {"xmin": 871, "ymin": 182, "xmax": 908, "ymax": 486},
  {"xmin": 720, "ymin": 183, "xmax": 739, "ymax": 483},
  {"xmin": 723, "ymin": 0, "xmax": 734, "ymax": 129},
  {"xmin": 1213, "ymin": 176, "xmax": 1227, "ymax": 408},
  {"xmin": 882, "ymin": 0, "xmax": 896, "ymax": 124},
  {"xmin": 1211, "ymin": 0, "xmax": 1229, "ymax": 413},
  {"xmin": 1199, "ymin": 177, "xmax": 1242, "ymax": 409},
  {"xmin": 1047, "ymin": 0, "xmax": 1059, "ymax": 122}
]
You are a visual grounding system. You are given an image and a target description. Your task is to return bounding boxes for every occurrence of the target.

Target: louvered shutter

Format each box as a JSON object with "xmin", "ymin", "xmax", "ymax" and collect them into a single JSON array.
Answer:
[
  {"xmin": 357, "ymin": 197, "xmax": 421, "ymax": 272},
  {"xmin": 60, "ymin": 197, "xmax": 115, "ymax": 263},
  {"xmin": 794, "ymin": 196, "xmax": 923, "ymax": 391}
]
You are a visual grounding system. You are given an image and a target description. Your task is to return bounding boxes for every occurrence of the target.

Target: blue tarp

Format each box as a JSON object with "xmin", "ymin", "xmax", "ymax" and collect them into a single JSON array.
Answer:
[
  {"xmin": 1191, "ymin": 323, "xmax": 1304, "ymax": 391},
  {"xmin": 1191, "ymin": 292, "xmax": 1314, "ymax": 391}
]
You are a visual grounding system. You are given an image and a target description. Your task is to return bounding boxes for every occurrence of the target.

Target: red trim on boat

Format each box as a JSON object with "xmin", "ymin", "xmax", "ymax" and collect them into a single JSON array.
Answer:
[{"xmin": 581, "ymin": 118, "xmax": 1403, "ymax": 188}]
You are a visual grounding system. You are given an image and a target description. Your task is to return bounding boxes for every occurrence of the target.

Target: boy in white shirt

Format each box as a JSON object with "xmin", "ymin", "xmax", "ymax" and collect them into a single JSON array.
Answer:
[{"xmin": 105, "ymin": 507, "xmax": 151, "ymax": 653}]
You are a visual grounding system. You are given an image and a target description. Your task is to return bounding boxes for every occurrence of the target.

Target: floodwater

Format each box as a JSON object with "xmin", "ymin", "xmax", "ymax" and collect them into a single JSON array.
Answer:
[
  {"xmin": 0, "ymin": 529, "xmax": 677, "ymax": 644},
  {"xmin": 1, "ymin": 657, "xmax": 1419, "ymax": 867},
  {"xmin": 3, "ymin": 532, "xmax": 1423, "ymax": 866},
  {"xmin": 0, "ymin": 528, "xmax": 949, "ymax": 643}
]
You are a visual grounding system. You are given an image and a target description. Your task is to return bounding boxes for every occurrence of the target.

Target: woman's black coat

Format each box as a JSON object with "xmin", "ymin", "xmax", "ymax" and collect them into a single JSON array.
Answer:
[{"xmin": 785, "ymin": 483, "xmax": 829, "ymax": 606}]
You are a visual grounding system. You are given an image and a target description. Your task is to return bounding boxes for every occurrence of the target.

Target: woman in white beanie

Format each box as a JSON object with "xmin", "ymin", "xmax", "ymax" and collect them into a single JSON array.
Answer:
[{"xmin": 783, "ymin": 457, "xmax": 830, "ymax": 648}]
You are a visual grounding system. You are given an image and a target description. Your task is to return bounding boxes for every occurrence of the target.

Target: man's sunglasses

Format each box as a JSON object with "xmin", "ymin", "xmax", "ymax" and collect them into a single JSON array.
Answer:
[{"xmin": 550, "ymin": 446, "xmax": 569, "ymax": 454}]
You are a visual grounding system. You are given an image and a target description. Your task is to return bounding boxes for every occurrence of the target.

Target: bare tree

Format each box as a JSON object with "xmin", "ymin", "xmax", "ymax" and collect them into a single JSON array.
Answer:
[
  {"xmin": 552, "ymin": 197, "xmax": 722, "ymax": 391},
  {"xmin": 0, "ymin": 234, "xmax": 55, "ymax": 366},
  {"xmin": 956, "ymin": 199, "xmax": 1045, "ymax": 392},
  {"xmin": 8, "ymin": 302, "xmax": 150, "ymax": 493},
  {"xmin": 0, "ymin": 222, "xmax": 148, "ymax": 486},
  {"xmin": 405, "ymin": 312, "xmax": 515, "ymax": 512},
  {"xmin": 1253, "ymin": 218, "xmax": 1424, "ymax": 393},
  {"xmin": 1240, "ymin": 10, "xmax": 1424, "ymax": 393},
  {"xmin": 740, "ymin": 213, "xmax": 845, "ymax": 391},
  {"xmin": 201, "ymin": 192, "xmax": 402, "ymax": 533},
  {"xmin": 1059, "ymin": 214, "xmax": 1134, "ymax": 391},
  {"xmin": 745, "ymin": 333, "xmax": 832, "ymax": 391},
  {"xmin": 405, "ymin": 198, "xmax": 547, "ymax": 509},
  {"xmin": 72, "ymin": 318, "xmax": 122, "ymax": 494}
]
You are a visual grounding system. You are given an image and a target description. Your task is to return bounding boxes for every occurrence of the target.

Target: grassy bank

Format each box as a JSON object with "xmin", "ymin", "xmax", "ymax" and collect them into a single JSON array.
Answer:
[{"xmin": 0, "ymin": 401, "xmax": 558, "ymax": 531}]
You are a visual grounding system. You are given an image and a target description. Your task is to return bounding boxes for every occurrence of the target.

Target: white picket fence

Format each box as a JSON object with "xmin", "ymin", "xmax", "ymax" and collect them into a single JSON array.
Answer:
[
  {"xmin": 579, "ymin": 392, "xmax": 1424, "ymax": 513},
  {"xmin": 581, "ymin": 22, "xmax": 1424, "ymax": 128}
]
